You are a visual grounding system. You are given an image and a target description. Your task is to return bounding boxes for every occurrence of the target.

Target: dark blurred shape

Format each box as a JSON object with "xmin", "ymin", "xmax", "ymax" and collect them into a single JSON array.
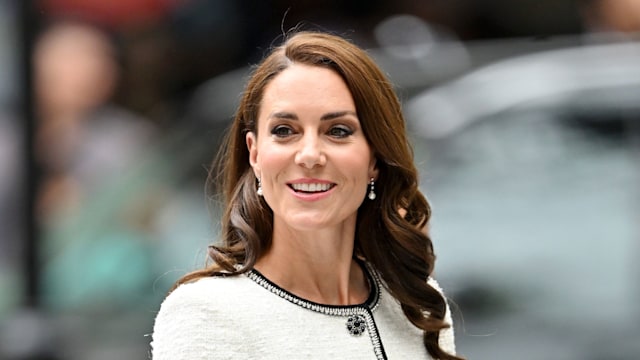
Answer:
[
  {"xmin": 395, "ymin": 0, "xmax": 584, "ymax": 40},
  {"xmin": 0, "ymin": 309, "xmax": 61, "ymax": 360},
  {"xmin": 451, "ymin": 282, "xmax": 518, "ymax": 318},
  {"xmin": 0, "ymin": 1, "xmax": 61, "ymax": 359},
  {"xmin": 1, "ymin": 0, "xmax": 24, "ymax": 314},
  {"xmin": 18, "ymin": 0, "xmax": 38, "ymax": 312},
  {"xmin": 0, "ymin": 116, "xmax": 21, "ymax": 297},
  {"xmin": 37, "ymin": 0, "xmax": 181, "ymax": 28}
]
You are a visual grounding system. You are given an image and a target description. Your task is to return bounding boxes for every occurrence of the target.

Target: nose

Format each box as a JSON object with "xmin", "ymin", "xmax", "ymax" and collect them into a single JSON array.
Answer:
[{"xmin": 295, "ymin": 133, "xmax": 326, "ymax": 169}]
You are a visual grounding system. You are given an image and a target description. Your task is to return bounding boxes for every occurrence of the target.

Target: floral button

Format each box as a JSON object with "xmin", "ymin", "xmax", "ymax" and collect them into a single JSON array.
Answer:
[{"xmin": 346, "ymin": 314, "xmax": 367, "ymax": 336}]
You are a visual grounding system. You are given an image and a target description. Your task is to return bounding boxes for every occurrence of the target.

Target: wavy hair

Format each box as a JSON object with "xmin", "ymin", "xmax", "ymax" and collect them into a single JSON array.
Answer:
[{"xmin": 174, "ymin": 31, "xmax": 461, "ymax": 360}]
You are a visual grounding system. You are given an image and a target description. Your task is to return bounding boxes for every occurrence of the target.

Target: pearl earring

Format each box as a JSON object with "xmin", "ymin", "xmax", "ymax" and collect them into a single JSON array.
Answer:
[
  {"xmin": 257, "ymin": 177, "xmax": 263, "ymax": 196},
  {"xmin": 368, "ymin": 178, "xmax": 376, "ymax": 200}
]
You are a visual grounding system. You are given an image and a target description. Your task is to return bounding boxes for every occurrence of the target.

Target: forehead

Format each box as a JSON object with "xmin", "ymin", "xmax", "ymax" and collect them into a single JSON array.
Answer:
[{"xmin": 259, "ymin": 64, "xmax": 355, "ymax": 113}]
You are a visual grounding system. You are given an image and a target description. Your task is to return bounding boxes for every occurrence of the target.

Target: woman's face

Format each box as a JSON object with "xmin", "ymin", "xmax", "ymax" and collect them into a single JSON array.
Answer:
[{"xmin": 247, "ymin": 64, "xmax": 377, "ymax": 232}]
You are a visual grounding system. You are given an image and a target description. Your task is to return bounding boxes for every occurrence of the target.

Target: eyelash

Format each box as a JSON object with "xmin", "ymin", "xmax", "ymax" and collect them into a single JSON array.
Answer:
[
  {"xmin": 327, "ymin": 125, "xmax": 353, "ymax": 138},
  {"xmin": 271, "ymin": 125, "xmax": 293, "ymax": 138},
  {"xmin": 269, "ymin": 124, "xmax": 354, "ymax": 139}
]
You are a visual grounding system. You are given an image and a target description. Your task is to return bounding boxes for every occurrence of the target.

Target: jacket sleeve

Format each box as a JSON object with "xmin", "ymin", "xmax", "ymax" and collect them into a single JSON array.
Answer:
[{"xmin": 427, "ymin": 277, "xmax": 457, "ymax": 355}]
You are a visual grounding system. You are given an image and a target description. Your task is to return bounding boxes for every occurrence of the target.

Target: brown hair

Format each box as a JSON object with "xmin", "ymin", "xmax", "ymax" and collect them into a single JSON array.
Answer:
[{"xmin": 175, "ymin": 31, "xmax": 462, "ymax": 360}]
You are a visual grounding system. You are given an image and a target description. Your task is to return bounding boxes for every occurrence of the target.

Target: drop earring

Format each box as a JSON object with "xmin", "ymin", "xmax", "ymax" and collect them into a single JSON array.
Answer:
[
  {"xmin": 368, "ymin": 178, "xmax": 376, "ymax": 200},
  {"xmin": 257, "ymin": 177, "xmax": 263, "ymax": 196}
]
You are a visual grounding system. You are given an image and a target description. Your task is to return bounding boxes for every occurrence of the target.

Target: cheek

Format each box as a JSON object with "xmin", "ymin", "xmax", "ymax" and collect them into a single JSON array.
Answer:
[
  {"xmin": 257, "ymin": 145, "xmax": 290, "ymax": 177},
  {"xmin": 341, "ymin": 151, "xmax": 373, "ymax": 182}
]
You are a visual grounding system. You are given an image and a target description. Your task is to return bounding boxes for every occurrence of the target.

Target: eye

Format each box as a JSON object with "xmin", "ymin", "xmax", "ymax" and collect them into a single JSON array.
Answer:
[
  {"xmin": 327, "ymin": 125, "xmax": 353, "ymax": 138},
  {"xmin": 271, "ymin": 125, "xmax": 294, "ymax": 138}
]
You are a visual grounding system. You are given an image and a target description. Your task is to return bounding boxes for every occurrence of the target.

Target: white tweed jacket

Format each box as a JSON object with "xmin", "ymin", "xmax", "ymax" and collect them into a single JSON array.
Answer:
[{"xmin": 151, "ymin": 263, "xmax": 456, "ymax": 359}]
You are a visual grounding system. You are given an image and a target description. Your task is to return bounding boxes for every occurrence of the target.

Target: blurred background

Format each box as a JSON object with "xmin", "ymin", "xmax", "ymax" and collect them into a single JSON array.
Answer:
[{"xmin": 0, "ymin": 0, "xmax": 638, "ymax": 359}]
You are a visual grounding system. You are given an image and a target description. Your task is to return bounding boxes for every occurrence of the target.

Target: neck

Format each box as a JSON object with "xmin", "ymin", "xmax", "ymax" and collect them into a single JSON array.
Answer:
[{"xmin": 254, "ymin": 221, "xmax": 368, "ymax": 306}]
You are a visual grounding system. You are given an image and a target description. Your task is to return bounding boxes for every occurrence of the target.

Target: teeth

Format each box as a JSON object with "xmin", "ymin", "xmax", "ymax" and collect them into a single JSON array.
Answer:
[{"xmin": 291, "ymin": 183, "xmax": 332, "ymax": 192}]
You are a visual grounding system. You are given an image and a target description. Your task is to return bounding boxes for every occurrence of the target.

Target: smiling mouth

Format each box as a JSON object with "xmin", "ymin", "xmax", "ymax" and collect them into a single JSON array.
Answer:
[{"xmin": 288, "ymin": 183, "xmax": 335, "ymax": 193}]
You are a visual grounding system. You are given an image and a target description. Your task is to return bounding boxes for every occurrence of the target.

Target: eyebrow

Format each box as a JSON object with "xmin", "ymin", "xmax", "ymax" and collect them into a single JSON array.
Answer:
[
  {"xmin": 269, "ymin": 110, "xmax": 357, "ymax": 121},
  {"xmin": 321, "ymin": 111, "xmax": 358, "ymax": 121}
]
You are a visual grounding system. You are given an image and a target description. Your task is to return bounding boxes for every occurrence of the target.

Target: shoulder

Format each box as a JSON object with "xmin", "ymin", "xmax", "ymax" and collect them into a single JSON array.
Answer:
[
  {"xmin": 427, "ymin": 276, "xmax": 445, "ymax": 293},
  {"xmin": 155, "ymin": 274, "xmax": 261, "ymax": 324},
  {"xmin": 427, "ymin": 276, "xmax": 457, "ymax": 355},
  {"xmin": 151, "ymin": 275, "xmax": 255, "ymax": 359},
  {"xmin": 161, "ymin": 275, "xmax": 248, "ymax": 306}
]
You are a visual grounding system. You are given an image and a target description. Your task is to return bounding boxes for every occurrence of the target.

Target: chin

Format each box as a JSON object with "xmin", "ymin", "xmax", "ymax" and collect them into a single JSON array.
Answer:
[
  {"xmin": 279, "ymin": 211, "xmax": 356, "ymax": 232},
  {"xmin": 285, "ymin": 219, "xmax": 330, "ymax": 231}
]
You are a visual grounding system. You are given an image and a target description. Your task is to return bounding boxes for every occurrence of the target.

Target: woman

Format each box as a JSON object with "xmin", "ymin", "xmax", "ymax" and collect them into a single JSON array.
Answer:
[{"xmin": 151, "ymin": 31, "xmax": 462, "ymax": 360}]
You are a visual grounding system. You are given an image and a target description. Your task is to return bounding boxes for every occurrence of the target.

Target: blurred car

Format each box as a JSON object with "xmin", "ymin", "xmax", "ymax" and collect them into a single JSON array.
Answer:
[{"xmin": 401, "ymin": 37, "xmax": 640, "ymax": 359}]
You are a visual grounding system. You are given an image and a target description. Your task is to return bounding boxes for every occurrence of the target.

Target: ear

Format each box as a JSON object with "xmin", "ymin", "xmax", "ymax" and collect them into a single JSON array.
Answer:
[
  {"xmin": 369, "ymin": 156, "xmax": 379, "ymax": 180},
  {"xmin": 246, "ymin": 131, "xmax": 260, "ymax": 177}
]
